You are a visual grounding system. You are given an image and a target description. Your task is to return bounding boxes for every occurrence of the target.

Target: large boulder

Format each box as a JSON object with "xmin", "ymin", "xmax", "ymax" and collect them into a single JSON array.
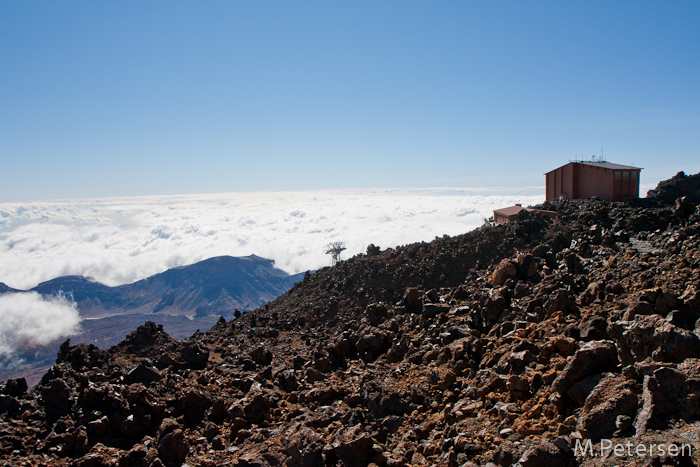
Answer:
[
  {"xmin": 158, "ymin": 428, "xmax": 188, "ymax": 464},
  {"xmin": 515, "ymin": 440, "xmax": 570, "ymax": 467},
  {"xmin": 284, "ymin": 423, "xmax": 324, "ymax": 467},
  {"xmin": 610, "ymin": 315, "xmax": 700, "ymax": 365},
  {"xmin": 492, "ymin": 259, "xmax": 517, "ymax": 286},
  {"xmin": 635, "ymin": 367, "xmax": 689, "ymax": 435},
  {"xmin": 326, "ymin": 423, "xmax": 375, "ymax": 466},
  {"xmin": 553, "ymin": 340, "xmax": 619, "ymax": 396},
  {"xmin": 576, "ymin": 374, "xmax": 641, "ymax": 439},
  {"xmin": 41, "ymin": 378, "xmax": 73, "ymax": 422}
]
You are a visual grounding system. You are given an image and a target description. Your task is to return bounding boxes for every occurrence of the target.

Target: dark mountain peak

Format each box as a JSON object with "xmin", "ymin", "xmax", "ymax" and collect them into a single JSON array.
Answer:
[
  {"xmin": 166, "ymin": 254, "xmax": 279, "ymax": 277},
  {"xmin": 32, "ymin": 275, "xmax": 111, "ymax": 301},
  {"xmin": 142, "ymin": 254, "xmax": 295, "ymax": 290},
  {"xmin": 0, "ymin": 282, "xmax": 20, "ymax": 295},
  {"xmin": 35, "ymin": 275, "xmax": 89, "ymax": 287},
  {"xmin": 241, "ymin": 253, "xmax": 275, "ymax": 264}
]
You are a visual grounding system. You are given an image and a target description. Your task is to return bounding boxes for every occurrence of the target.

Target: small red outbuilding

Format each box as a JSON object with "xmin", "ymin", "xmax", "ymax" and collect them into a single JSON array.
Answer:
[{"xmin": 493, "ymin": 204, "xmax": 558, "ymax": 225}]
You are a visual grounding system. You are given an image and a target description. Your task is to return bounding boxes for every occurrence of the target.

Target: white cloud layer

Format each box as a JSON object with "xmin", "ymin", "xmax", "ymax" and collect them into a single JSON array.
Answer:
[
  {"xmin": 0, "ymin": 292, "xmax": 81, "ymax": 358},
  {"xmin": 0, "ymin": 188, "xmax": 544, "ymax": 290}
]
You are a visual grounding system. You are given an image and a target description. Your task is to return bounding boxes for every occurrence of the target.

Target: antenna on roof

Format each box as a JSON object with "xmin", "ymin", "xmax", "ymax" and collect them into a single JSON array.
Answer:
[{"xmin": 325, "ymin": 242, "xmax": 346, "ymax": 266}]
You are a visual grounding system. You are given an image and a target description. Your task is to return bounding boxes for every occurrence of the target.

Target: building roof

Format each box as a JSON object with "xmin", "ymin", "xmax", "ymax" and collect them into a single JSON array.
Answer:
[
  {"xmin": 578, "ymin": 161, "xmax": 642, "ymax": 170},
  {"xmin": 493, "ymin": 205, "xmax": 525, "ymax": 216},
  {"xmin": 545, "ymin": 160, "xmax": 643, "ymax": 174}
]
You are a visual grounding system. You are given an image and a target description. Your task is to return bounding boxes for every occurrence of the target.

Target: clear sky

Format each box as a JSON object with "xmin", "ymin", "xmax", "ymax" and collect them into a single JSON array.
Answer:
[{"xmin": 1, "ymin": 1, "xmax": 698, "ymax": 202}]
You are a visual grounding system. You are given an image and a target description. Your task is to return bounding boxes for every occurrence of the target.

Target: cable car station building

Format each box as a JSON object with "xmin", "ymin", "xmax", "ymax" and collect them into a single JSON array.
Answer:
[{"xmin": 545, "ymin": 161, "xmax": 642, "ymax": 203}]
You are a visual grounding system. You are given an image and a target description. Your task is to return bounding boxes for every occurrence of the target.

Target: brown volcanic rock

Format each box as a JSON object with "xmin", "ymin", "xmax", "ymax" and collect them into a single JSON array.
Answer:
[
  {"xmin": 576, "ymin": 373, "xmax": 641, "ymax": 439},
  {"xmin": 5, "ymin": 173, "xmax": 700, "ymax": 466},
  {"xmin": 645, "ymin": 171, "xmax": 700, "ymax": 206},
  {"xmin": 552, "ymin": 340, "xmax": 619, "ymax": 395},
  {"xmin": 610, "ymin": 314, "xmax": 700, "ymax": 365}
]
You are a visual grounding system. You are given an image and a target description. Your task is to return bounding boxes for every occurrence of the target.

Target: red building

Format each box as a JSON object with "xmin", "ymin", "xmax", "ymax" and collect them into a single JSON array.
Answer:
[
  {"xmin": 545, "ymin": 161, "xmax": 642, "ymax": 202},
  {"xmin": 493, "ymin": 204, "xmax": 558, "ymax": 225}
]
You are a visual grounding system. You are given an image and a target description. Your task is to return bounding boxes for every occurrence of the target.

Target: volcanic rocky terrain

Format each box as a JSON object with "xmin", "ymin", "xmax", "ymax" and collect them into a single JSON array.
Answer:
[{"xmin": 2, "ymin": 172, "xmax": 700, "ymax": 466}]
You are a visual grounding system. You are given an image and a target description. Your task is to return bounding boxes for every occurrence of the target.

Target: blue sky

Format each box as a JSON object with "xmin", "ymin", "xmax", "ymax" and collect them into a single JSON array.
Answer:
[{"xmin": 1, "ymin": 1, "xmax": 698, "ymax": 201}]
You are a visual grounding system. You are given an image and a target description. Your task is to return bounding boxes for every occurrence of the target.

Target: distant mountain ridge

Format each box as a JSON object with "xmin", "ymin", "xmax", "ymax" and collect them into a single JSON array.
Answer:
[
  {"xmin": 0, "ymin": 282, "xmax": 19, "ymax": 294},
  {"xmin": 27, "ymin": 254, "xmax": 306, "ymax": 319},
  {"xmin": 0, "ymin": 254, "xmax": 305, "ymax": 385}
]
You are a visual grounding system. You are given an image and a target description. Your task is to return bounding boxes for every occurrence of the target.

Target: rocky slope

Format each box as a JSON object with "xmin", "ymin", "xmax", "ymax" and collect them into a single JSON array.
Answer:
[
  {"xmin": 0, "ymin": 255, "xmax": 305, "ymax": 387},
  {"xmin": 644, "ymin": 171, "xmax": 700, "ymax": 206},
  {"xmin": 2, "ymin": 176, "xmax": 700, "ymax": 466},
  {"xmin": 0, "ymin": 314, "xmax": 224, "ymax": 389}
]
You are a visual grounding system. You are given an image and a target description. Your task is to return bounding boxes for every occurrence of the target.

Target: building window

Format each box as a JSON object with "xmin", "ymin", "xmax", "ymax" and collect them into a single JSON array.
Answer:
[
  {"xmin": 631, "ymin": 171, "xmax": 638, "ymax": 179},
  {"xmin": 623, "ymin": 171, "xmax": 629, "ymax": 180},
  {"xmin": 614, "ymin": 171, "xmax": 621, "ymax": 180}
]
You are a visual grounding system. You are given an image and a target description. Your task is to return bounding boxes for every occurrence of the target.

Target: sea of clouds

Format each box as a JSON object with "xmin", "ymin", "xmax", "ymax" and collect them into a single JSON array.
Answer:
[{"xmin": 0, "ymin": 188, "xmax": 545, "ymax": 291}]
